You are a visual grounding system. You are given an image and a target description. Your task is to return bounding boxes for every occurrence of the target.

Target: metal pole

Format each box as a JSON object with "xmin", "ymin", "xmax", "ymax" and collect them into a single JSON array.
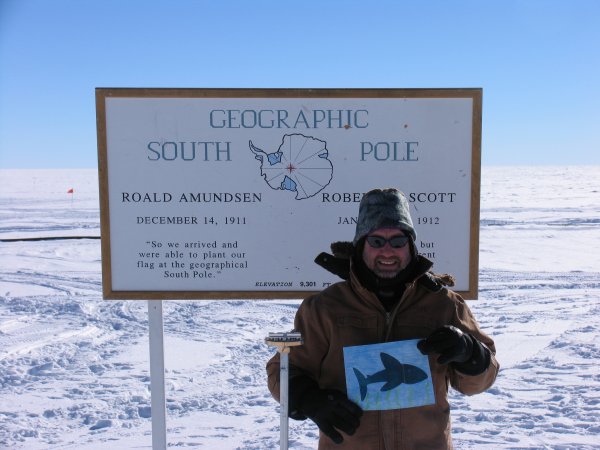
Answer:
[
  {"xmin": 279, "ymin": 350, "xmax": 289, "ymax": 450},
  {"xmin": 148, "ymin": 300, "xmax": 167, "ymax": 450},
  {"xmin": 265, "ymin": 332, "xmax": 303, "ymax": 450}
]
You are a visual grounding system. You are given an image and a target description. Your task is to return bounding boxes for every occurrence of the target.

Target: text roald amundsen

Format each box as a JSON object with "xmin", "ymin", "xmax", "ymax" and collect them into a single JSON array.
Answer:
[{"xmin": 121, "ymin": 192, "xmax": 262, "ymax": 203}]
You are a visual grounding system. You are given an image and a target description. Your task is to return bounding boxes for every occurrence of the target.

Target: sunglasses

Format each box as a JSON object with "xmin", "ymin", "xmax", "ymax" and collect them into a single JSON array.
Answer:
[{"xmin": 366, "ymin": 235, "xmax": 410, "ymax": 249}]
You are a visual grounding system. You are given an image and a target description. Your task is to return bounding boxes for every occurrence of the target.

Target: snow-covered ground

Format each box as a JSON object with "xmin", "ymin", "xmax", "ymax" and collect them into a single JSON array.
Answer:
[{"xmin": 0, "ymin": 167, "xmax": 599, "ymax": 449}]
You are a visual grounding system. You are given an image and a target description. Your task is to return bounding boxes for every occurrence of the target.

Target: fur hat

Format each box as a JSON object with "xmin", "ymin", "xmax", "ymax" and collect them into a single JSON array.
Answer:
[{"xmin": 353, "ymin": 188, "xmax": 416, "ymax": 244}]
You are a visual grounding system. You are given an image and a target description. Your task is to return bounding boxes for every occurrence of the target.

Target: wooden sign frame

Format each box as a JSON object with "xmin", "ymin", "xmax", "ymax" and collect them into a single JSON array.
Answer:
[{"xmin": 96, "ymin": 88, "xmax": 481, "ymax": 300}]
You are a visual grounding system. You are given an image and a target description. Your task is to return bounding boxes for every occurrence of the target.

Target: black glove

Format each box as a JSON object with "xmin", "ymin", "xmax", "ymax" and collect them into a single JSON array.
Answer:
[
  {"xmin": 417, "ymin": 325, "xmax": 491, "ymax": 375},
  {"xmin": 289, "ymin": 376, "xmax": 363, "ymax": 444}
]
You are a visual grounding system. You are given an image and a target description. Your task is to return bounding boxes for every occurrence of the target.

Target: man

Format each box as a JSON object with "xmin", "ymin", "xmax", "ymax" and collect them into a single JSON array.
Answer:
[{"xmin": 266, "ymin": 188, "xmax": 499, "ymax": 449}]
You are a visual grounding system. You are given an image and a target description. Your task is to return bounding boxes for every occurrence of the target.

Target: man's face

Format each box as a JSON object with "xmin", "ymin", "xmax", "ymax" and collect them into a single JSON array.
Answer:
[{"xmin": 362, "ymin": 227, "xmax": 412, "ymax": 278}]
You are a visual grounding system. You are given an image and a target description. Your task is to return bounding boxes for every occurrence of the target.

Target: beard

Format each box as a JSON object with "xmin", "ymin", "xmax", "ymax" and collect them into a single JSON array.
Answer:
[
  {"xmin": 374, "ymin": 269, "xmax": 401, "ymax": 278},
  {"xmin": 370, "ymin": 257, "xmax": 405, "ymax": 278}
]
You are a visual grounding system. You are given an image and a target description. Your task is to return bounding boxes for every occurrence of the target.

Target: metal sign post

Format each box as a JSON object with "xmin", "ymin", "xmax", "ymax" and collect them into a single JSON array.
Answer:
[
  {"xmin": 266, "ymin": 332, "xmax": 303, "ymax": 450},
  {"xmin": 148, "ymin": 300, "xmax": 167, "ymax": 450}
]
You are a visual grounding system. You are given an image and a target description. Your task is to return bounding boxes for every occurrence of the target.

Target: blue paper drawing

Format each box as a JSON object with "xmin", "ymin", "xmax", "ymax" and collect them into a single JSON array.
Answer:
[
  {"xmin": 353, "ymin": 353, "xmax": 428, "ymax": 401},
  {"xmin": 343, "ymin": 340, "xmax": 435, "ymax": 411}
]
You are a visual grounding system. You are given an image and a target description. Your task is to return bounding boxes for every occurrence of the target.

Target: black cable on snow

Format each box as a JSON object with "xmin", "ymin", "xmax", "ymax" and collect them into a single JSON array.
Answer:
[{"xmin": 0, "ymin": 236, "xmax": 101, "ymax": 242}]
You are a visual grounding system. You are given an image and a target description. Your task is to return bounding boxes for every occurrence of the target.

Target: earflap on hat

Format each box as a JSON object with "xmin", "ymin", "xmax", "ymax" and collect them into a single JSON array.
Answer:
[{"xmin": 353, "ymin": 188, "xmax": 416, "ymax": 244}]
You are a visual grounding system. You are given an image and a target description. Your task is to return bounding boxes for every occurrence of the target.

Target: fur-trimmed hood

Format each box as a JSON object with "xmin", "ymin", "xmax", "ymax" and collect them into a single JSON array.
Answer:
[{"xmin": 314, "ymin": 240, "xmax": 456, "ymax": 290}]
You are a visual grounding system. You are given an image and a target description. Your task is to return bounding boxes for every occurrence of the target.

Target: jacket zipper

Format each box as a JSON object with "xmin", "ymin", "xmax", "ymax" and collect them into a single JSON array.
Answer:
[
  {"xmin": 381, "ymin": 283, "xmax": 415, "ymax": 450},
  {"xmin": 383, "ymin": 281, "xmax": 415, "ymax": 342}
]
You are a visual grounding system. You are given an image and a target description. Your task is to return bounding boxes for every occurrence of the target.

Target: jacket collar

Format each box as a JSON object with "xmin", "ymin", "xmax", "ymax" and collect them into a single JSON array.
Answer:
[
  {"xmin": 314, "ymin": 240, "xmax": 435, "ymax": 301},
  {"xmin": 315, "ymin": 240, "xmax": 433, "ymax": 279}
]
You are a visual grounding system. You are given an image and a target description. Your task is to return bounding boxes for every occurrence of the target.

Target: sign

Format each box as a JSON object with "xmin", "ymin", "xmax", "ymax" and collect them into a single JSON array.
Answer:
[{"xmin": 96, "ymin": 88, "xmax": 481, "ymax": 299}]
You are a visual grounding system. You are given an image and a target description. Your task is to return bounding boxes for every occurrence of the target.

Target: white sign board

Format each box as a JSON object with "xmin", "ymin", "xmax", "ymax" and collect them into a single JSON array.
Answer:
[{"xmin": 96, "ymin": 88, "xmax": 481, "ymax": 299}]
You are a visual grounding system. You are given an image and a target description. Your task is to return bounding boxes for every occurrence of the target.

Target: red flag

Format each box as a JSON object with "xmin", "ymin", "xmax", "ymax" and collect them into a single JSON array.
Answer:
[{"xmin": 67, "ymin": 188, "xmax": 74, "ymax": 194}]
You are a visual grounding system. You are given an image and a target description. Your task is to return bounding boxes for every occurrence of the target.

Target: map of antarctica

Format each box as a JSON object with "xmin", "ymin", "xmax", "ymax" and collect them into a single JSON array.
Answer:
[{"xmin": 249, "ymin": 134, "xmax": 333, "ymax": 200}]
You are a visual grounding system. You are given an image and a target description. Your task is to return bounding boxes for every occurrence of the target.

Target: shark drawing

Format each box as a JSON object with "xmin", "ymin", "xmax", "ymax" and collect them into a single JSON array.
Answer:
[{"xmin": 353, "ymin": 352, "xmax": 428, "ymax": 401}]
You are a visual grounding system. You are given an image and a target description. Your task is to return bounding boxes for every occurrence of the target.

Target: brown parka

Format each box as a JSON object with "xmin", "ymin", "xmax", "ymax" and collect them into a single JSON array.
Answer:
[{"xmin": 266, "ymin": 248, "xmax": 499, "ymax": 450}]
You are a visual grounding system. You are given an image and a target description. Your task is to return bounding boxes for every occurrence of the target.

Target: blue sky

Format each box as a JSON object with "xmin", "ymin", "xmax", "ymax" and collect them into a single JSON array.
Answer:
[{"xmin": 0, "ymin": 0, "xmax": 598, "ymax": 168}]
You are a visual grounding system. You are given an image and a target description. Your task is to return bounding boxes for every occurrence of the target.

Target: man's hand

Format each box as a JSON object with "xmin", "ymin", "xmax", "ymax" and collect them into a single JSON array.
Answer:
[
  {"xmin": 301, "ymin": 388, "xmax": 363, "ymax": 444},
  {"xmin": 417, "ymin": 325, "xmax": 473, "ymax": 364},
  {"xmin": 418, "ymin": 325, "xmax": 491, "ymax": 375},
  {"xmin": 288, "ymin": 376, "xmax": 362, "ymax": 444}
]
